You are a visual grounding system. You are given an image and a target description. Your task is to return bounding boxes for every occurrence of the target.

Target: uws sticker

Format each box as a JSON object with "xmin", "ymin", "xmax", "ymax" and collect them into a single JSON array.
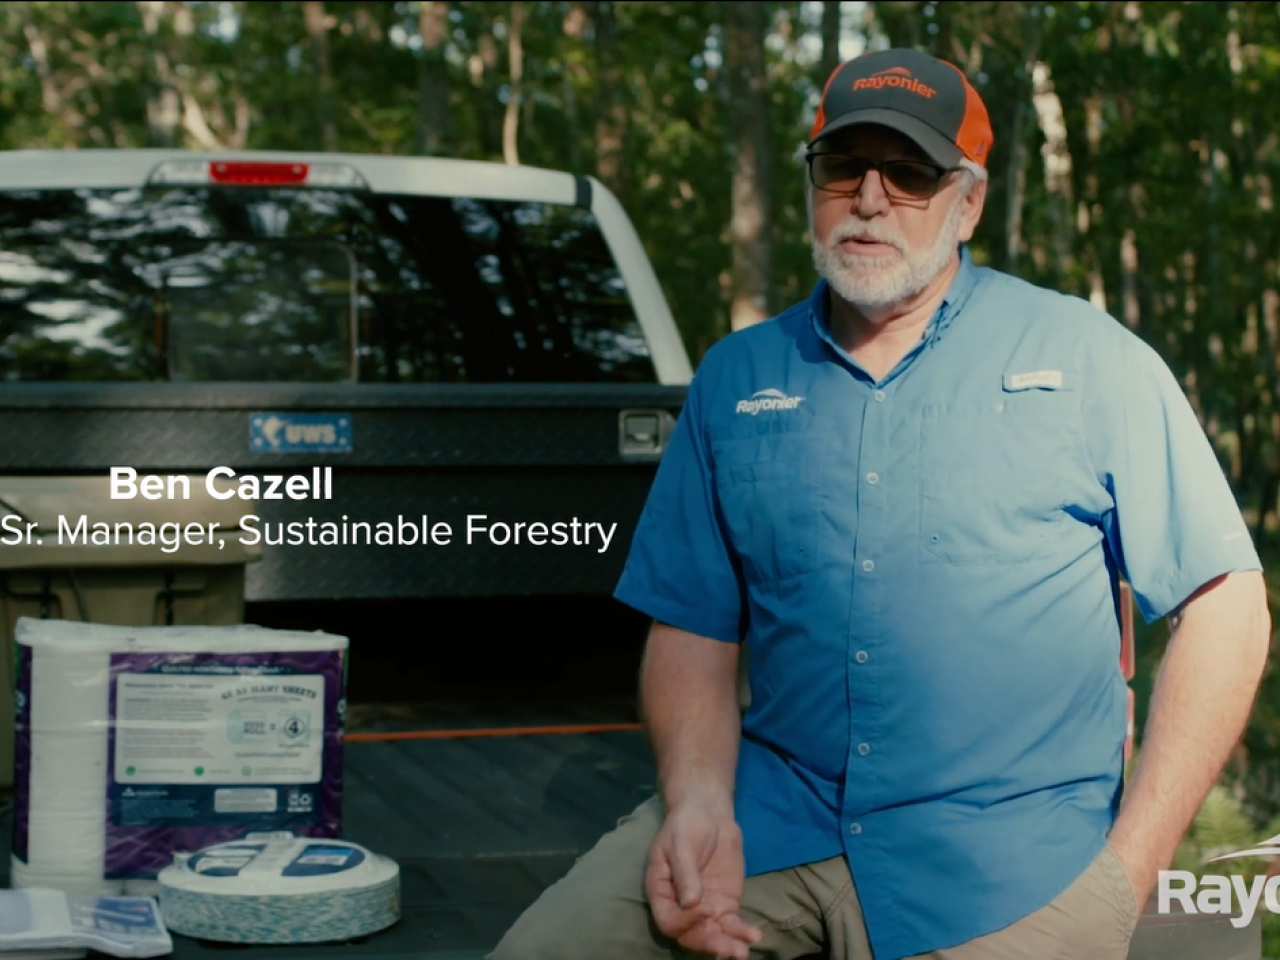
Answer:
[{"xmin": 735, "ymin": 389, "xmax": 805, "ymax": 415}]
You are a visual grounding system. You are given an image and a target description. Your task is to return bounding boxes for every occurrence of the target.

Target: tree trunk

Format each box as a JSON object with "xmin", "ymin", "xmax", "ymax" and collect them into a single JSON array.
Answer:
[
  {"xmin": 1030, "ymin": 60, "xmax": 1075, "ymax": 281},
  {"xmin": 562, "ymin": 3, "xmax": 587, "ymax": 173},
  {"xmin": 502, "ymin": 1, "xmax": 524, "ymax": 165},
  {"xmin": 470, "ymin": 19, "xmax": 501, "ymax": 158},
  {"xmin": 724, "ymin": 0, "xmax": 774, "ymax": 330},
  {"xmin": 588, "ymin": 1, "xmax": 625, "ymax": 195},
  {"xmin": 303, "ymin": 0, "xmax": 337, "ymax": 151},
  {"xmin": 1082, "ymin": 94, "xmax": 1106, "ymax": 311},
  {"xmin": 417, "ymin": 1, "xmax": 450, "ymax": 155},
  {"xmin": 930, "ymin": 0, "xmax": 954, "ymax": 61},
  {"xmin": 1005, "ymin": 95, "xmax": 1028, "ymax": 274},
  {"xmin": 136, "ymin": 2, "xmax": 180, "ymax": 147},
  {"xmin": 19, "ymin": 9, "xmax": 60, "ymax": 116},
  {"xmin": 1120, "ymin": 228, "xmax": 1140, "ymax": 327},
  {"xmin": 819, "ymin": 0, "xmax": 841, "ymax": 82}
]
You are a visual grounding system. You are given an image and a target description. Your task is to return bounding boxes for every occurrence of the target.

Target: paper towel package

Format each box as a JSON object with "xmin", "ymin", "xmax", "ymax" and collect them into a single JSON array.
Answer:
[{"xmin": 10, "ymin": 617, "xmax": 348, "ymax": 895}]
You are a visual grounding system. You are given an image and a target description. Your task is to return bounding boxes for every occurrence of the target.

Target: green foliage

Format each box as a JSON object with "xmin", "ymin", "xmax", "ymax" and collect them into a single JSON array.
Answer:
[{"xmin": 1173, "ymin": 783, "xmax": 1265, "ymax": 874}]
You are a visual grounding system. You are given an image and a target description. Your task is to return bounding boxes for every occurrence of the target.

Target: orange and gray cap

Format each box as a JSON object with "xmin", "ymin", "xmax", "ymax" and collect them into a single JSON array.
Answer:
[{"xmin": 809, "ymin": 48, "xmax": 993, "ymax": 177}]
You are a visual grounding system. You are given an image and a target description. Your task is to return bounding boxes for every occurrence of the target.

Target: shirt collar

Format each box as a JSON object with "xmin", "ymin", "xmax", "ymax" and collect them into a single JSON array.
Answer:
[{"xmin": 808, "ymin": 244, "xmax": 981, "ymax": 356}]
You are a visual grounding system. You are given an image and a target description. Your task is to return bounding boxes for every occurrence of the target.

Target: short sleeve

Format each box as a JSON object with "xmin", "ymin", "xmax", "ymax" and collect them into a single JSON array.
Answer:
[
  {"xmin": 1088, "ymin": 332, "xmax": 1261, "ymax": 622},
  {"xmin": 613, "ymin": 368, "xmax": 745, "ymax": 643}
]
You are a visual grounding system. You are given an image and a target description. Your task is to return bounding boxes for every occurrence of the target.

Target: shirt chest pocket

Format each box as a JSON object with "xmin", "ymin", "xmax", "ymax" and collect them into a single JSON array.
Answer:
[
  {"xmin": 917, "ymin": 393, "xmax": 1081, "ymax": 565},
  {"xmin": 712, "ymin": 431, "xmax": 827, "ymax": 583}
]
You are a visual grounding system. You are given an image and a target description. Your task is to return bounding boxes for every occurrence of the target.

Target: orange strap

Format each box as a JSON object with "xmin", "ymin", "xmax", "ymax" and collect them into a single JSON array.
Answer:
[{"xmin": 344, "ymin": 722, "xmax": 643, "ymax": 742}]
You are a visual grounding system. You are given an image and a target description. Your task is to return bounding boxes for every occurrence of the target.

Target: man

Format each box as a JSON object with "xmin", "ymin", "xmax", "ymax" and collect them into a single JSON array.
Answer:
[{"xmin": 487, "ymin": 47, "xmax": 1271, "ymax": 960}]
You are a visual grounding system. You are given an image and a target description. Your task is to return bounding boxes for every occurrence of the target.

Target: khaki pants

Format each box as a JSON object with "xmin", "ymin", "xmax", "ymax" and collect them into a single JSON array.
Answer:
[{"xmin": 487, "ymin": 795, "xmax": 1140, "ymax": 960}]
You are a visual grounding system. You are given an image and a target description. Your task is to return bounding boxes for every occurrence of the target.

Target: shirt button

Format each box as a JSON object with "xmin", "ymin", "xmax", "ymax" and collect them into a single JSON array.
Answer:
[
  {"xmin": 873, "ymin": 391, "xmax": 886, "ymax": 403},
  {"xmin": 865, "ymin": 472, "xmax": 879, "ymax": 485},
  {"xmin": 861, "ymin": 559, "xmax": 875, "ymax": 572},
  {"xmin": 849, "ymin": 822, "xmax": 862, "ymax": 835},
  {"xmin": 855, "ymin": 650, "xmax": 869, "ymax": 664},
  {"xmin": 857, "ymin": 742, "xmax": 871, "ymax": 756}
]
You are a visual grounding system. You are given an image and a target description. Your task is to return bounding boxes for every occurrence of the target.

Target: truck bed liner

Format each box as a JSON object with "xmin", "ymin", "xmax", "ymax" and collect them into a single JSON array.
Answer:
[{"xmin": 2, "ymin": 730, "xmax": 1265, "ymax": 959}]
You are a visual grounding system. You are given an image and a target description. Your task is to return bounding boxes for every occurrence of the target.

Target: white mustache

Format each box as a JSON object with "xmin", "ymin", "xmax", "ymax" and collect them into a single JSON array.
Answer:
[{"xmin": 828, "ymin": 226, "xmax": 906, "ymax": 253}]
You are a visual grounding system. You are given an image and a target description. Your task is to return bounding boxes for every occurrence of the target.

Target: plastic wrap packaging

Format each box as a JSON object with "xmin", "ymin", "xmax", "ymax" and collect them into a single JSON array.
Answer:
[
  {"xmin": 0, "ymin": 889, "xmax": 172, "ymax": 958},
  {"xmin": 157, "ymin": 832, "xmax": 399, "ymax": 943},
  {"xmin": 10, "ymin": 618, "xmax": 348, "ymax": 895}
]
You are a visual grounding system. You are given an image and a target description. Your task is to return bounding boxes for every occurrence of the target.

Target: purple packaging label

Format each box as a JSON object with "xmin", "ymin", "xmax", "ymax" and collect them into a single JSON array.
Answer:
[
  {"xmin": 104, "ymin": 649, "xmax": 345, "ymax": 878},
  {"xmin": 12, "ymin": 643, "xmax": 32, "ymax": 863}
]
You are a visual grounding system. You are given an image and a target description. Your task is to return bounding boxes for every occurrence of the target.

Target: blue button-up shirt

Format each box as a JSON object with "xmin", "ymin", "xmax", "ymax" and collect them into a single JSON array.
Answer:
[{"xmin": 613, "ymin": 247, "xmax": 1262, "ymax": 960}]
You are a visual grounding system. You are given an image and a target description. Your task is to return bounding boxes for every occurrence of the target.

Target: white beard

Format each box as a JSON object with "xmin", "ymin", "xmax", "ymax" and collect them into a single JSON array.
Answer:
[{"xmin": 811, "ymin": 193, "xmax": 968, "ymax": 310}]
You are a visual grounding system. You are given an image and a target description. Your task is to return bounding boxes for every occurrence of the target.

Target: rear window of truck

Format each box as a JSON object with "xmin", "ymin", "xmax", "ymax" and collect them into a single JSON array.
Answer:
[{"xmin": 0, "ymin": 186, "xmax": 657, "ymax": 383}]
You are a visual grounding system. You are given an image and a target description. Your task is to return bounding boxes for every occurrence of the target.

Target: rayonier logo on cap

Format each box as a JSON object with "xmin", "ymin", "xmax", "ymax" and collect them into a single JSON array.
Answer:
[{"xmin": 854, "ymin": 66, "xmax": 937, "ymax": 98}]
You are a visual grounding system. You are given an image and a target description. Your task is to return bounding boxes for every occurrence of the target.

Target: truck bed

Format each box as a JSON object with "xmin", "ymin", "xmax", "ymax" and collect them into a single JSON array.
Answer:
[
  {"xmin": 0, "ymin": 724, "xmax": 1269, "ymax": 960},
  {"xmin": 0, "ymin": 727, "xmax": 656, "ymax": 960}
]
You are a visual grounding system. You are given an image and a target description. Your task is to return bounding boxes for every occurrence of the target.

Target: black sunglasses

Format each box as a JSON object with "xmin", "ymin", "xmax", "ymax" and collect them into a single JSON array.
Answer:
[{"xmin": 806, "ymin": 152, "xmax": 959, "ymax": 201}]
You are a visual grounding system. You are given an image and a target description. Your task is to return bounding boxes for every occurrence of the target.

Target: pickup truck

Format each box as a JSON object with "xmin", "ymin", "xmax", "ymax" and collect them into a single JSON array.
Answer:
[
  {"xmin": 0, "ymin": 150, "xmax": 1265, "ymax": 960},
  {"xmin": 0, "ymin": 147, "xmax": 684, "ymax": 952},
  {"xmin": 0, "ymin": 145, "xmax": 688, "ymax": 782},
  {"xmin": 0, "ymin": 148, "xmax": 691, "ymax": 604}
]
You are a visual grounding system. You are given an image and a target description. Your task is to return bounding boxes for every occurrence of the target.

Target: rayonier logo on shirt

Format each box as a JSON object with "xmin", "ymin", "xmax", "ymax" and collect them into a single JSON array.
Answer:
[
  {"xmin": 1158, "ymin": 832, "xmax": 1280, "ymax": 928},
  {"xmin": 735, "ymin": 389, "xmax": 805, "ymax": 415}
]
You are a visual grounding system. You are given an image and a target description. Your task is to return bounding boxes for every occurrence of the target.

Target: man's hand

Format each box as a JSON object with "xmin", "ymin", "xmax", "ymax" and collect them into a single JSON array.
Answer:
[
  {"xmin": 646, "ymin": 800, "xmax": 763, "ymax": 959},
  {"xmin": 1108, "ymin": 571, "xmax": 1271, "ymax": 914},
  {"xmin": 1105, "ymin": 835, "xmax": 1154, "ymax": 918}
]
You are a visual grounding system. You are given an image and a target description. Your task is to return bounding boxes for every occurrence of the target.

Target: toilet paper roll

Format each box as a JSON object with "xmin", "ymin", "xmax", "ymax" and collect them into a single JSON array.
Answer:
[
  {"xmin": 25, "ymin": 737, "xmax": 108, "ymax": 816},
  {"xmin": 27, "ymin": 812, "xmax": 111, "ymax": 872},
  {"xmin": 157, "ymin": 834, "xmax": 400, "ymax": 944},
  {"xmin": 11, "ymin": 618, "xmax": 348, "ymax": 895}
]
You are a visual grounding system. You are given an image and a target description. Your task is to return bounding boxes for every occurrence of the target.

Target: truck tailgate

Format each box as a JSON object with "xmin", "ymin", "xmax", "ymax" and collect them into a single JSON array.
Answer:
[{"xmin": 0, "ymin": 382, "xmax": 686, "ymax": 602}]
